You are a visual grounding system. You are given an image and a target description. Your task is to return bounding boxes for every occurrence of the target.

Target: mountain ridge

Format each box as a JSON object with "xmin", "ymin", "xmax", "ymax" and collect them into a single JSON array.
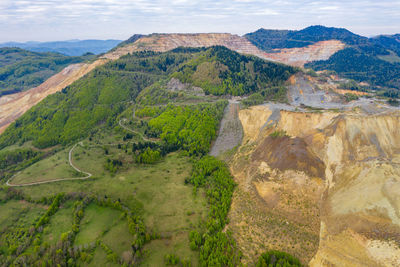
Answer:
[
  {"xmin": 246, "ymin": 25, "xmax": 400, "ymax": 92},
  {"xmin": 1, "ymin": 25, "xmax": 400, "ymax": 266},
  {"xmin": 0, "ymin": 39, "xmax": 121, "ymax": 56}
]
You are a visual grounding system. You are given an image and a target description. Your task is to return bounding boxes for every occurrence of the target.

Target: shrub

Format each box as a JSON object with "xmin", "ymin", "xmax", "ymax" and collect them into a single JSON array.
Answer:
[
  {"xmin": 269, "ymin": 130, "xmax": 288, "ymax": 138},
  {"xmin": 165, "ymin": 254, "xmax": 180, "ymax": 265},
  {"xmin": 256, "ymin": 250, "xmax": 302, "ymax": 267}
]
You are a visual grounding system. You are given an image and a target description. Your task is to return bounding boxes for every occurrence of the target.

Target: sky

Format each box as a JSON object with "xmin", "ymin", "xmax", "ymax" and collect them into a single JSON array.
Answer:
[{"xmin": 0, "ymin": 0, "xmax": 399, "ymax": 42}]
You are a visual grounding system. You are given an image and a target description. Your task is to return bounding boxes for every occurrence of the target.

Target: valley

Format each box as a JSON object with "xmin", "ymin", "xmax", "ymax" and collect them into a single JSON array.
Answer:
[{"xmin": 1, "ymin": 25, "xmax": 400, "ymax": 266}]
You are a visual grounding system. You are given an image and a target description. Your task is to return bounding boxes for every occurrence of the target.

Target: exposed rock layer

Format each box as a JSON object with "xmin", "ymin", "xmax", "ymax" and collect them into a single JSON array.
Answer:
[
  {"xmin": 0, "ymin": 33, "xmax": 345, "ymax": 134},
  {"xmin": 266, "ymin": 40, "xmax": 345, "ymax": 67},
  {"xmin": 229, "ymin": 105, "xmax": 400, "ymax": 266}
]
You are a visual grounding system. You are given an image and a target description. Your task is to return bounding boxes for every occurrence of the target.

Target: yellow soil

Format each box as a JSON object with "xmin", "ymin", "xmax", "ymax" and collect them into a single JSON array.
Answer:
[{"xmin": 229, "ymin": 106, "xmax": 400, "ymax": 266}]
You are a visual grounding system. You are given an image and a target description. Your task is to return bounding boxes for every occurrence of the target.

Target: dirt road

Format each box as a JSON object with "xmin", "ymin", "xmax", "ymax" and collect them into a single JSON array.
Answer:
[{"xmin": 6, "ymin": 142, "xmax": 92, "ymax": 187}]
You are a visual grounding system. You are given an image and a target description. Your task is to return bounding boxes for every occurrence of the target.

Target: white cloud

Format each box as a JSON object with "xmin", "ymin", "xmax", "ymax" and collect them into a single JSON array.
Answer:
[
  {"xmin": 319, "ymin": 6, "xmax": 339, "ymax": 10},
  {"xmin": 0, "ymin": 0, "xmax": 399, "ymax": 41}
]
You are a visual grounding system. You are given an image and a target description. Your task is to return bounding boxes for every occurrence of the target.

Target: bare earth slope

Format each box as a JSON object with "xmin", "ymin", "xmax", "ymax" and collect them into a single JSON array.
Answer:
[
  {"xmin": 106, "ymin": 33, "xmax": 345, "ymax": 67},
  {"xmin": 229, "ymin": 103, "xmax": 400, "ymax": 266},
  {"xmin": 0, "ymin": 60, "xmax": 106, "ymax": 133},
  {"xmin": 265, "ymin": 40, "xmax": 345, "ymax": 67},
  {"xmin": 0, "ymin": 33, "xmax": 345, "ymax": 134},
  {"xmin": 210, "ymin": 99, "xmax": 243, "ymax": 157}
]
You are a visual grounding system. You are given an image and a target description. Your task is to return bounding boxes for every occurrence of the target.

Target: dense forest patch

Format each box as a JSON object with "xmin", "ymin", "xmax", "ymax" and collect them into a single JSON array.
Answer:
[
  {"xmin": 306, "ymin": 48, "xmax": 400, "ymax": 91},
  {"xmin": 0, "ymin": 47, "xmax": 94, "ymax": 96},
  {"xmin": 246, "ymin": 25, "xmax": 400, "ymax": 94},
  {"xmin": 171, "ymin": 46, "xmax": 296, "ymax": 95}
]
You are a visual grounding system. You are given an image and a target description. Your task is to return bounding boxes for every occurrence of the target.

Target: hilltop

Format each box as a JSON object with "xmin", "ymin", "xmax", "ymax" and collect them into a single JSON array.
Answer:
[
  {"xmin": 246, "ymin": 25, "xmax": 400, "ymax": 93},
  {"xmin": 245, "ymin": 25, "xmax": 368, "ymax": 51},
  {"xmin": 0, "ymin": 26, "xmax": 400, "ymax": 266}
]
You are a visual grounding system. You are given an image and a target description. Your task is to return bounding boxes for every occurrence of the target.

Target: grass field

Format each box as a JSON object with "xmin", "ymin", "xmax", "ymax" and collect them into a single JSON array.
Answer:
[
  {"xmin": 10, "ymin": 148, "xmax": 79, "ymax": 184},
  {"xmin": 102, "ymin": 219, "xmax": 133, "ymax": 256},
  {"xmin": 3, "ymin": 121, "xmax": 209, "ymax": 265},
  {"xmin": 141, "ymin": 232, "xmax": 200, "ymax": 266},
  {"xmin": 15, "ymin": 150, "xmax": 207, "ymax": 265},
  {"xmin": 0, "ymin": 200, "xmax": 46, "ymax": 232},
  {"xmin": 42, "ymin": 201, "xmax": 74, "ymax": 245},
  {"xmin": 88, "ymin": 247, "xmax": 119, "ymax": 267},
  {"xmin": 75, "ymin": 204, "xmax": 122, "ymax": 246},
  {"xmin": 0, "ymin": 200, "xmax": 47, "ymax": 252},
  {"xmin": 8, "ymin": 125, "xmax": 144, "ymax": 185}
]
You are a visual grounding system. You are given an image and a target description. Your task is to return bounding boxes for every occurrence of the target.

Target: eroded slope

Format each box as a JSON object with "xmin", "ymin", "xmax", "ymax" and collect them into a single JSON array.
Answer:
[
  {"xmin": 265, "ymin": 40, "xmax": 345, "ymax": 67},
  {"xmin": 0, "ymin": 33, "xmax": 345, "ymax": 134},
  {"xmin": 229, "ymin": 104, "xmax": 400, "ymax": 266},
  {"xmin": 0, "ymin": 60, "xmax": 106, "ymax": 133}
]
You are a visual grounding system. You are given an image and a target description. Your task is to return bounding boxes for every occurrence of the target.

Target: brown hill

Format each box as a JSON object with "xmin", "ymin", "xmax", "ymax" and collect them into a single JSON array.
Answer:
[
  {"xmin": 228, "ymin": 104, "xmax": 400, "ymax": 266},
  {"xmin": 0, "ymin": 33, "xmax": 345, "ymax": 134}
]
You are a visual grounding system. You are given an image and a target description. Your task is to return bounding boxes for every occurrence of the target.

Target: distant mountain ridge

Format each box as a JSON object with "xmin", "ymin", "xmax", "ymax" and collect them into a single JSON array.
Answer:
[
  {"xmin": 0, "ymin": 47, "xmax": 94, "ymax": 96},
  {"xmin": 245, "ymin": 25, "xmax": 400, "ymax": 92},
  {"xmin": 245, "ymin": 25, "xmax": 379, "ymax": 52},
  {"xmin": 0, "ymin": 39, "xmax": 121, "ymax": 56},
  {"xmin": 371, "ymin": 34, "xmax": 400, "ymax": 57}
]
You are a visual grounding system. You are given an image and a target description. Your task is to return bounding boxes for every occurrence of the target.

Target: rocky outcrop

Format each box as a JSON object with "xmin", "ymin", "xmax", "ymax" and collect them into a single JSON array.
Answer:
[
  {"xmin": 103, "ymin": 33, "xmax": 269, "ymax": 59},
  {"xmin": 229, "ymin": 105, "xmax": 400, "ymax": 266},
  {"xmin": 265, "ymin": 40, "xmax": 345, "ymax": 67},
  {"xmin": 105, "ymin": 33, "xmax": 345, "ymax": 67},
  {"xmin": 166, "ymin": 78, "xmax": 204, "ymax": 96}
]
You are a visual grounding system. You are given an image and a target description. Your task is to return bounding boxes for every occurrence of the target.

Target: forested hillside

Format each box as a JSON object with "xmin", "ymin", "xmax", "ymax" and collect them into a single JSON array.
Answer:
[
  {"xmin": 371, "ymin": 34, "xmax": 400, "ymax": 57},
  {"xmin": 0, "ymin": 47, "xmax": 94, "ymax": 96},
  {"xmin": 0, "ymin": 43, "xmax": 301, "ymax": 266},
  {"xmin": 246, "ymin": 25, "xmax": 400, "ymax": 93},
  {"xmin": 171, "ymin": 46, "xmax": 297, "ymax": 95},
  {"xmin": 306, "ymin": 48, "xmax": 400, "ymax": 91},
  {"xmin": 0, "ymin": 46, "xmax": 296, "ymax": 150},
  {"xmin": 245, "ymin": 25, "xmax": 370, "ymax": 52}
]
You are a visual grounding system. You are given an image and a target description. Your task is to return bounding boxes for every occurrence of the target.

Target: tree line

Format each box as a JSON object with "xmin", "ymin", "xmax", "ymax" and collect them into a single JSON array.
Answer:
[{"xmin": 147, "ymin": 101, "xmax": 227, "ymax": 156}]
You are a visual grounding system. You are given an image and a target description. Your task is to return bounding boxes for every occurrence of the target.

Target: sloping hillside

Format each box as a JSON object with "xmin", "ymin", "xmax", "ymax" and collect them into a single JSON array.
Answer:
[
  {"xmin": 246, "ymin": 25, "xmax": 400, "ymax": 92},
  {"xmin": 0, "ymin": 47, "xmax": 93, "ymax": 95},
  {"xmin": 0, "ymin": 46, "xmax": 295, "ymax": 149},
  {"xmin": 106, "ymin": 33, "xmax": 344, "ymax": 67},
  {"xmin": 228, "ymin": 103, "xmax": 400, "ymax": 266},
  {"xmin": 245, "ymin": 25, "xmax": 366, "ymax": 51},
  {"xmin": 371, "ymin": 34, "xmax": 400, "ymax": 57},
  {"xmin": 0, "ymin": 32, "xmax": 319, "ymax": 134},
  {"xmin": 245, "ymin": 25, "xmax": 380, "ymax": 52},
  {"xmin": 263, "ymin": 40, "xmax": 345, "ymax": 67},
  {"xmin": 0, "ymin": 60, "xmax": 106, "ymax": 133},
  {"xmin": 306, "ymin": 47, "xmax": 400, "ymax": 90}
]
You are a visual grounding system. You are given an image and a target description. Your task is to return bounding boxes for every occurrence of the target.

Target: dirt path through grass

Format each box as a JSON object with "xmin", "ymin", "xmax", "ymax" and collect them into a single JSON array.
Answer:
[
  {"xmin": 6, "ymin": 142, "xmax": 92, "ymax": 187},
  {"xmin": 6, "ymin": 117, "xmax": 154, "ymax": 186},
  {"xmin": 118, "ymin": 118, "xmax": 152, "ymax": 142}
]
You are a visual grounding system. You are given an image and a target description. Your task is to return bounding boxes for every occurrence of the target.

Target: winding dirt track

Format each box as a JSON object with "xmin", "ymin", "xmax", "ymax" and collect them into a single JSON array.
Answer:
[
  {"xmin": 6, "ymin": 142, "xmax": 92, "ymax": 187},
  {"xmin": 118, "ymin": 119, "xmax": 152, "ymax": 142},
  {"xmin": 5, "ymin": 118, "xmax": 151, "ymax": 187}
]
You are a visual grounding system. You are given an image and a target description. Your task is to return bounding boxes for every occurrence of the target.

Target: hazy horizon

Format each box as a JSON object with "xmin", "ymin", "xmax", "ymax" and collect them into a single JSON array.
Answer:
[{"xmin": 1, "ymin": 0, "xmax": 399, "ymax": 43}]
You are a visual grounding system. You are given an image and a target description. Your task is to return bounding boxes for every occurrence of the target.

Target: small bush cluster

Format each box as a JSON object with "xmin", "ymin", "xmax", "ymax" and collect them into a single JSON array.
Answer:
[
  {"xmin": 256, "ymin": 250, "xmax": 302, "ymax": 267},
  {"xmin": 269, "ymin": 130, "xmax": 288, "ymax": 138}
]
